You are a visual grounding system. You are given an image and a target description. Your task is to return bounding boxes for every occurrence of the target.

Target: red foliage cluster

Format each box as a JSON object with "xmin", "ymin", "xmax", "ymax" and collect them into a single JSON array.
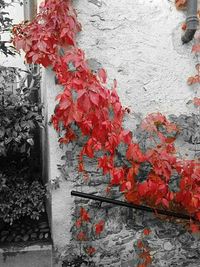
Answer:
[
  {"xmin": 12, "ymin": 0, "xmax": 81, "ymax": 66},
  {"xmin": 136, "ymin": 229, "xmax": 152, "ymax": 267},
  {"xmin": 193, "ymin": 97, "xmax": 200, "ymax": 107},
  {"xmin": 12, "ymin": 0, "xmax": 200, "ymax": 232},
  {"xmin": 85, "ymin": 246, "xmax": 96, "ymax": 256},
  {"xmin": 74, "ymin": 207, "xmax": 104, "ymax": 255},
  {"xmin": 175, "ymin": 0, "xmax": 187, "ymax": 10}
]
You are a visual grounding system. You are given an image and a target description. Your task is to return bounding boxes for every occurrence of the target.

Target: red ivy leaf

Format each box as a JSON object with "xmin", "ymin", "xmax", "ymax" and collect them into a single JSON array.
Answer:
[
  {"xmin": 14, "ymin": 38, "xmax": 25, "ymax": 51},
  {"xmin": 193, "ymin": 97, "xmax": 200, "ymax": 107},
  {"xmin": 138, "ymin": 182, "xmax": 149, "ymax": 197},
  {"xmin": 59, "ymin": 97, "xmax": 71, "ymax": 110},
  {"xmin": 75, "ymin": 219, "xmax": 82, "ymax": 228},
  {"xmin": 137, "ymin": 240, "xmax": 144, "ymax": 249},
  {"xmin": 78, "ymin": 162, "xmax": 84, "ymax": 172},
  {"xmin": 120, "ymin": 130, "xmax": 132, "ymax": 145},
  {"xmin": 80, "ymin": 207, "xmax": 90, "ymax": 222},
  {"xmin": 94, "ymin": 220, "xmax": 105, "ymax": 235},
  {"xmin": 111, "ymin": 168, "xmax": 125, "ymax": 185},
  {"xmin": 77, "ymin": 231, "xmax": 87, "ymax": 241},
  {"xmin": 86, "ymin": 246, "xmax": 96, "ymax": 256},
  {"xmin": 181, "ymin": 22, "xmax": 187, "ymax": 31},
  {"xmin": 60, "ymin": 27, "xmax": 69, "ymax": 38},
  {"xmin": 175, "ymin": 0, "xmax": 187, "ymax": 10},
  {"xmin": 77, "ymin": 89, "xmax": 87, "ymax": 99},
  {"xmin": 192, "ymin": 44, "xmax": 200, "ymax": 53},
  {"xmin": 89, "ymin": 91, "xmax": 99, "ymax": 106},
  {"xmin": 98, "ymin": 68, "xmax": 107, "ymax": 83},
  {"xmin": 196, "ymin": 212, "xmax": 200, "ymax": 221},
  {"xmin": 126, "ymin": 143, "xmax": 145, "ymax": 162},
  {"xmin": 143, "ymin": 228, "xmax": 151, "ymax": 236},
  {"xmin": 162, "ymin": 198, "xmax": 169, "ymax": 208},
  {"xmin": 190, "ymin": 223, "xmax": 200, "ymax": 233}
]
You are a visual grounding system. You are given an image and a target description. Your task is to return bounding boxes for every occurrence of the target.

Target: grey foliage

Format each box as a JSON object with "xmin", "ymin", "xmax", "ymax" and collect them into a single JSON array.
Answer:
[{"xmin": 169, "ymin": 113, "xmax": 200, "ymax": 145}]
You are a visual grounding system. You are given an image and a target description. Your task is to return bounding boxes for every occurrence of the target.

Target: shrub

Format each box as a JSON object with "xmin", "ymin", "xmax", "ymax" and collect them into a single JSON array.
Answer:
[
  {"xmin": 0, "ymin": 66, "xmax": 43, "ymax": 161},
  {"xmin": 0, "ymin": 173, "xmax": 45, "ymax": 225},
  {"xmin": 0, "ymin": 67, "xmax": 44, "ymax": 223},
  {"xmin": 0, "ymin": 3, "xmax": 45, "ymax": 226}
]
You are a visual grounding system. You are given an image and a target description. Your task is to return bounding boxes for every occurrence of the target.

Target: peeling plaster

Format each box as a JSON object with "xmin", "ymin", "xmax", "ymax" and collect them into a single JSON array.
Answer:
[{"xmin": 88, "ymin": 0, "xmax": 103, "ymax": 8}]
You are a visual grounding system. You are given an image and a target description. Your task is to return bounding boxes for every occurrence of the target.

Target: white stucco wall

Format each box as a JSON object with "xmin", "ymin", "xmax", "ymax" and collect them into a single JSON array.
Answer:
[
  {"xmin": 44, "ymin": 0, "xmax": 200, "ymax": 255},
  {"xmin": 75, "ymin": 0, "xmax": 198, "ymax": 119},
  {"xmin": 42, "ymin": 69, "xmax": 73, "ymax": 249}
]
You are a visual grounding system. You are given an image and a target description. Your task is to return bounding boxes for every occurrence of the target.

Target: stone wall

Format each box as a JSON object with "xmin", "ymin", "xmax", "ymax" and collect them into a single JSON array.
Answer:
[{"xmin": 43, "ymin": 0, "xmax": 200, "ymax": 266}]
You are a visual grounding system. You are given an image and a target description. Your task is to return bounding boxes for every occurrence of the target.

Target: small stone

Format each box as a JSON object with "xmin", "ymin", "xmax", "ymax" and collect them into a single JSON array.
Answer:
[
  {"xmin": 122, "ymin": 237, "xmax": 133, "ymax": 244},
  {"xmin": 103, "ymin": 240, "xmax": 109, "ymax": 246},
  {"xmin": 34, "ymin": 228, "xmax": 39, "ymax": 232},
  {"xmin": 40, "ymin": 228, "xmax": 49, "ymax": 233},
  {"xmin": 39, "ymin": 222, "xmax": 48, "ymax": 229},
  {"xmin": 116, "ymin": 238, "xmax": 123, "ymax": 245},
  {"xmin": 23, "ymin": 235, "xmax": 29, "ymax": 242},
  {"xmin": 39, "ymin": 233, "xmax": 44, "ymax": 239},
  {"xmin": 44, "ymin": 233, "xmax": 49, "ymax": 239},
  {"xmin": 21, "ymin": 229, "xmax": 25, "ymax": 235},
  {"xmin": 163, "ymin": 241, "xmax": 173, "ymax": 251},
  {"xmin": 31, "ymin": 233, "xmax": 37, "ymax": 239}
]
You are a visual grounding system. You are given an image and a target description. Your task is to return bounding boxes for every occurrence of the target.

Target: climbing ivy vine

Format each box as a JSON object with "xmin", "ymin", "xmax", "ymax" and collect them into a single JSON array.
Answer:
[{"xmin": 12, "ymin": 0, "xmax": 200, "ymax": 265}]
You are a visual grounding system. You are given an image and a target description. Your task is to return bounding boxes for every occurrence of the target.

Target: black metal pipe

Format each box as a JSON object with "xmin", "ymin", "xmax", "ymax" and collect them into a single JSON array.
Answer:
[
  {"xmin": 182, "ymin": 29, "xmax": 196, "ymax": 44},
  {"xmin": 71, "ymin": 190, "xmax": 197, "ymax": 221},
  {"xmin": 182, "ymin": 0, "xmax": 198, "ymax": 44}
]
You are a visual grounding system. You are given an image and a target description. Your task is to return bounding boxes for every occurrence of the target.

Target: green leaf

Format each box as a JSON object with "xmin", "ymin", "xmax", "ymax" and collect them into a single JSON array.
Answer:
[
  {"xmin": 27, "ymin": 138, "xmax": 34, "ymax": 146},
  {"xmin": 5, "ymin": 137, "xmax": 12, "ymax": 144}
]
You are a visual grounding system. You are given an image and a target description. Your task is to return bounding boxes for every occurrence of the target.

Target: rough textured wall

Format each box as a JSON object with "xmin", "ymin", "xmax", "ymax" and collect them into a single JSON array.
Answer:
[
  {"xmin": 75, "ymin": 0, "xmax": 196, "ymax": 118},
  {"xmin": 44, "ymin": 0, "xmax": 200, "ymax": 266}
]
